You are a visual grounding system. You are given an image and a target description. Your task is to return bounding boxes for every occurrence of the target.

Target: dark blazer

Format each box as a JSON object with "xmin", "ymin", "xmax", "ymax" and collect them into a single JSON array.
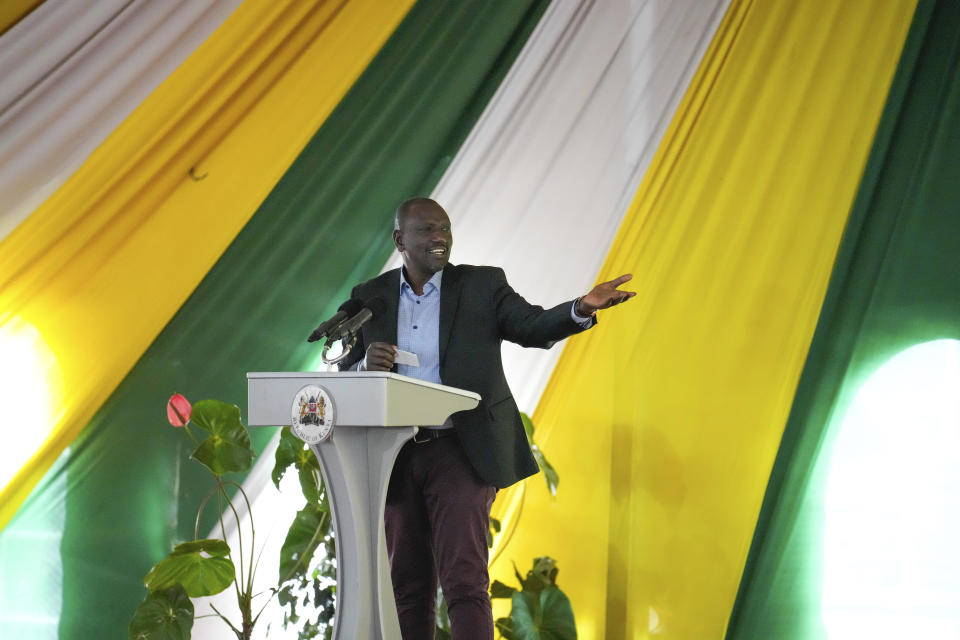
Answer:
[{"xmin": 339, "ymin": 263, "xmax": 593, "ymax": 488}]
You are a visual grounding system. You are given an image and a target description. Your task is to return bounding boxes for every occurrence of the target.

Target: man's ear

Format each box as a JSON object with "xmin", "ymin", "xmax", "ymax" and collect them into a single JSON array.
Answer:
[{"xmin": 393, "ymin": 228, "xmax": 403, "ymax": 251}]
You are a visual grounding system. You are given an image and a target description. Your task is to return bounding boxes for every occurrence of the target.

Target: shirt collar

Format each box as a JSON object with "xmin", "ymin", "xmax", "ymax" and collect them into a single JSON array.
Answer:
[{"xmin": 399, "ymin": 267, "xmax": 443, "ymax": 296}]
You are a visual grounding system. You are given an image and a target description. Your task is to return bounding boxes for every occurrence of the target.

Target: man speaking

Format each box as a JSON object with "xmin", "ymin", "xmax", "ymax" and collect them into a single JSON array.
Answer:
[{"xmin": 338, "ymin": 197, "xmax": 634, "ymax": 639}]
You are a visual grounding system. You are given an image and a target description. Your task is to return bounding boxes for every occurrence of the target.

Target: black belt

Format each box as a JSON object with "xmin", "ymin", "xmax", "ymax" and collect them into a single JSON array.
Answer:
[{"xmin": 412, "ymin": 427, "xmax": 454, "ymax": 444}]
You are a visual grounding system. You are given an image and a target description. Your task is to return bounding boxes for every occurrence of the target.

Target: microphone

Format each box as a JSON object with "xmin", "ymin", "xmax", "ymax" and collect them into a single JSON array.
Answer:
[
  {"xmin": 306, "ymin": 298, "xmax": 364, "ymax": 343},
  {"xmin": 335, "ymin": 297, "xmax": 387, "ymax": 340}
]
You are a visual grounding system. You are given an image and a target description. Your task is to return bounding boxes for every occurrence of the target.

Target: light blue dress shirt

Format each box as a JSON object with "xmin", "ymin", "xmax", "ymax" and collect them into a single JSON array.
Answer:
[{"xmin": 396, "ymin": 268, "xmax": 443, "ymax": 384}]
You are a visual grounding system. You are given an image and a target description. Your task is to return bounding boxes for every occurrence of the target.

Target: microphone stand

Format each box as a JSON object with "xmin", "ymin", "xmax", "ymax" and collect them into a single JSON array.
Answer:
[{"xmin": 320, "ymin": 331, "xmax": 358, "ymax": 366}]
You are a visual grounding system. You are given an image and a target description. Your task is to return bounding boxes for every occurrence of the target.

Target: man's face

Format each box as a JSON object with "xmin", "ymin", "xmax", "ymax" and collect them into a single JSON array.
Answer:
[{"xmin": 394, "ymin": 202, "xmax": 453, "ymax": 278}]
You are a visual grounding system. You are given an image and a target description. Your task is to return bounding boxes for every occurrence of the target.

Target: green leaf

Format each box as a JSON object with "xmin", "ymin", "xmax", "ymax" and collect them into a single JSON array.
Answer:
[
  {"xmin": 144, "ymin": 539, "xmax": 236, "ymax": 597},
  {"xmin": 518, "ymin": 556, "xmax": 559, "ymax": 592},
  {"xmin": 490, "ymin": 579, "xmax": 517, "ymax": 599},
  {"xmin": 510, "ymin": 587, "xmax": 576, "ymax": 640},
  {"xmin": 495, "ymin": 616, "xmax": 516, "ymax": 640},
  {"xmin": 435, "ymin": 585, "xmax": 451, "ymax": 635},
  {"xmin": 520, "ymin": 412, "xmax": 535, "ymax": 441},
  {"xmin": 514, "ymin": 562, "xmax": 525, "ymax": 587},
  {"xmin": 520, "ymin": 413, "xmax": 559, "ymax": 496},
  {"xmin": 298, "ymin": 463, "xmax": 322, "ymax": 504},
  {"xmin": 272, "ymin": 427, "xmax": 303, "ymax": 488},
  {"xmin": 272, "ymin": 427, "xmax": 324, "ymax": 503},
  {"xmin": 188, "ymin": 400, "xmax": 254, "ymax": 475},
  {"xmin": 487, "ymin": 516, "xmax": 502, "ymax": 548},
  {"xmin": 527, "ymin": 556, "xmax": 559, "ymax": 590},
  {"xmin": 530, "ymin": 444, "xmax": 559, "ymax": 496},
  {"xmin": 189, "ymin": 400, "xmax": 243, "ymax": 435},
  {"xmin": 279, "ymin": 503, "xmax": 330, "ymax": 583},
  {"xmin": 129, "ymin": 584, "xmax": 194, "ymax": 640}
]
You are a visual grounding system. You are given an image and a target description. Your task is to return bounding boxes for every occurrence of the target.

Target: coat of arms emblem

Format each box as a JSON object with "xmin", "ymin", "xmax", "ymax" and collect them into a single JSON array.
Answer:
[{"xmin": 290, "ymin": 384, "xmax": 335, "ymax": 443}]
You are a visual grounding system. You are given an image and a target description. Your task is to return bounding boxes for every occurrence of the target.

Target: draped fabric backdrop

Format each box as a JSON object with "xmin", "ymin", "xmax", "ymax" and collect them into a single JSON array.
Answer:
[
  {"xmin": 2, "ymin": 0, "xmax": 552, "ymax": 637},
  {"xmin": 390, "ymin": 0, "xmax": 732, "ymax": 412},
  {"xmin": 728, "ymin": 1, "xmax": 960, "ymax": 637},
  {"xmin": 0, "ymin": 0, "xmax": 245, "ymax": 241},
  {"xmin": 0, "ymin": 0, "xmax": 416, "ymax": 533},
  {"xmin": 0, "ymin": 0, "xmax": 421, "ymax": 635},
  {"xmin": 200, "ymin": 0, "xmax": 734, "ymax": 632},
  {"xmin": 2, "ymin": 0, "xmax": 955, "ymax": 638},
  {"xmin": 487, "ymin": 0, "xmax": 916, "ymax": 637}
]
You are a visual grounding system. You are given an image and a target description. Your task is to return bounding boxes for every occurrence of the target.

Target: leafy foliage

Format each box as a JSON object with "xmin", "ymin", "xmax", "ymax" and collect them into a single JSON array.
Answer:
[
  {"xmin": 279, "ymin": 503, "xmax": 329, "ymax": 582},
  {"xmin": 271, "ymin": 426, "xmax": 338, "ymax": 639},
  {"xmin": 488, "ymin": 516, "xmax": 502, "ymax": 548},
  {"xmin": 188, "ymin": 399, "xmax": 254, "ymax": 476},
  {"xmin": 131, "ymin": 397, "xmax": 262, "ymax": 640},
  {"xmin": 492, "ymin": 558, "xmax": 576, "ymax": 640},
  {"xmin": 509, "ymin": 588, "xmax": 576, "ymax": 640},
  {"xmin": 273, "ymin": 426, "xmax": 324, "ymax": 503},
  {"xmin": 144, "ymin": 539, "xmax": 236, "ymax": 597},
  {"xmin": 521, "ymin": 413, "xmax": 558, "ymax": 496},
  {"xmin": 129, "ymin": 585, "xmax": 194, "ymax": 640},
  {"xmin": 134, "ymin": 400, "xmax": 568, "ymax": 640}
]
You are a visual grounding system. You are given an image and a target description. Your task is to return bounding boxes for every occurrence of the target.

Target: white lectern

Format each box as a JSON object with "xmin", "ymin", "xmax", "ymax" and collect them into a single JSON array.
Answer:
[{"xmin": 247, "ymin": 371, "xmax": 480, "ymax": 640}]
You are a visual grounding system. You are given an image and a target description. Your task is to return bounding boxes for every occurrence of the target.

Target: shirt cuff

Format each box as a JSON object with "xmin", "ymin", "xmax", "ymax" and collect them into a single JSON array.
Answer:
[
  {"xmin": 341, "ymin": 356, "xmax": 365, "ymax": 372},
  {"xmin": 570, "ymin": 299, "xmax": 594, "ymax": 327}
]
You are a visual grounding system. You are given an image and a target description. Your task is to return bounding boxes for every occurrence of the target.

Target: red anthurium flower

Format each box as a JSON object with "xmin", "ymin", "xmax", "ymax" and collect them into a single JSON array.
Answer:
[{"xmin": 167, "ymin": 393, "xmax": 192, "ymax": 427}]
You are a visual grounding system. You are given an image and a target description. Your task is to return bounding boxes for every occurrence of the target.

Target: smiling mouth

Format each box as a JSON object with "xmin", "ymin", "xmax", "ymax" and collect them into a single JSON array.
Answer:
[{"xmin": 428, "ymin": 247, "xmax": 447, "ymax": 256}]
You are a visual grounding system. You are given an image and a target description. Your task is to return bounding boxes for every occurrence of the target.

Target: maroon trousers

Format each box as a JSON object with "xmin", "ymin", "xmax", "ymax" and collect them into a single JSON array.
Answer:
[{"xmin": 385, "ymin": 435, "xmax": 496, "ymax": 640}]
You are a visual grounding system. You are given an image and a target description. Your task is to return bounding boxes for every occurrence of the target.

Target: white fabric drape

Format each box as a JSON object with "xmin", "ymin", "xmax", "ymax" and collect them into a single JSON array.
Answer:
[
  {"xmin": 0, "ymin": 0, "xmax": 242, "ymax": 242},
  {"xmin": 387, "ymin": 0, "xmax": 732, "ymax": 413},
  {"xmin": 201, "ymin": 1, "xmax": 732, "ymax": 637}
]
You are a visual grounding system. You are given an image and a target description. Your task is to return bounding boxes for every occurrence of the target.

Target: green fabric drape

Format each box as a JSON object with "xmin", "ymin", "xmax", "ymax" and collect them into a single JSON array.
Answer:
[
  {"xmin": 0, "ymin": 1, "xmax": 550, "ymax": 637},
  {"xmin": 726, "ymin": 0, "xmax": 960, "ymax": 637}
]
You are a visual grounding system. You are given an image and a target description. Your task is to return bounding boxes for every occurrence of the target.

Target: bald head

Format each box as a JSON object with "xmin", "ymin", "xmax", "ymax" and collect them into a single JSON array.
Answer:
[{"xmin": 394, "ymin": 197, "xmax": 445, "ymax": 231}]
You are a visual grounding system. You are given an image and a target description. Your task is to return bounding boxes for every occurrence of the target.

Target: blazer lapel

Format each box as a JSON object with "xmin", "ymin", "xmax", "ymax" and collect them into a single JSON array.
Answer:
[
  {"xmin": 439, "ymin": 264, "xmax": 461, "ymax": 367},
  {"xmin": 365, "ymin": 269, "xmax": 399, "ymax": 346}
]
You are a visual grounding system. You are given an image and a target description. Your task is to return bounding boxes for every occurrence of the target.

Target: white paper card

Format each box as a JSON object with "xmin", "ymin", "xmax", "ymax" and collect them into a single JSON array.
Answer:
[{"xmin": 394, "ymin": 349, "xmax": 420, "ymax": 367}]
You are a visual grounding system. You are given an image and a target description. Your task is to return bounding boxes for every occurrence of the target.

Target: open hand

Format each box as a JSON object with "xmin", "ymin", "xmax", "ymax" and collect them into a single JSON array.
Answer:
[{"xmin": 578, "ymin": 274, "xmax": 636, "ymax": 315}]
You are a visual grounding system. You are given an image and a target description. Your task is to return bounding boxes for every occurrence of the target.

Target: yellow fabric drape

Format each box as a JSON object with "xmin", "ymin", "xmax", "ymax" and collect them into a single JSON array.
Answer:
[
  {"xmin": 489, "ymin": 0, "xmax": 917, "ymax": 638},
  {"xmin": 0, "ymin": 0, "xmax": 42, "ymax": 36},
  {"xmin": 0, "ymin": 0, "xmax": 414, "ymax": 531}
]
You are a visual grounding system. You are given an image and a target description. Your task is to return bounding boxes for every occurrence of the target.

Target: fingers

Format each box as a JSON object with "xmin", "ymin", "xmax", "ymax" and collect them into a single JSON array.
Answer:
[
  {"xmin": 597, "ymin": 292, "xmax": 633, "ymax": 309},
  {"xmin": 583, "ymin": 274, "xmax": 636, "ymax": 311},
  {"xmin": 605, "ymin": 273, "xmax": 633, "ymax": 288},
  {"xmin": 364, "ymin": 342, "xmax": 397, "ymax": 371},
  {"xmin": 608, "ymin": 290, "xmax": 635, "ymax": 306}
]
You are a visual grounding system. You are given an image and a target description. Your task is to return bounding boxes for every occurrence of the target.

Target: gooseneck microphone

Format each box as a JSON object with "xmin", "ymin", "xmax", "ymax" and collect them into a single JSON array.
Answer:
[
  {"xmin": 307, "ymin": 298, "xmax": 363, "ymax": 342},
  {"xmin": 306, "ymin": 298, "xmax": 364, "ymax": 343},
  {"xmin": 318, "ymin": 297, "xmax": 387, "ymax": 365},
  {"xmin": 335, "ymin": 297, "xmax": 387, "ymax": 341}
]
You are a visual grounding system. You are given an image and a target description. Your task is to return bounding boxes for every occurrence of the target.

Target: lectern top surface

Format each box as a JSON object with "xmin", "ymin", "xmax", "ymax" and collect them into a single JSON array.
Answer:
[{"xmin": 246, "ymin": 371, "xmax": 480, "ymax": 401}]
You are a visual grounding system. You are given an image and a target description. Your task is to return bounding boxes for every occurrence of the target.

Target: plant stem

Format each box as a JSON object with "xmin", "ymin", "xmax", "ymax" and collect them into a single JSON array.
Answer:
[
  {"xmin": 223, "ymin": 480, "xmax": 257, "ymax": 598},
  {"xmin": 219, "ymin": 483, "xmax": 247, "ymax": 596},
  {"xmin": 194, "ymin": 481, "xmax": 224, "ymax": 539}
]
